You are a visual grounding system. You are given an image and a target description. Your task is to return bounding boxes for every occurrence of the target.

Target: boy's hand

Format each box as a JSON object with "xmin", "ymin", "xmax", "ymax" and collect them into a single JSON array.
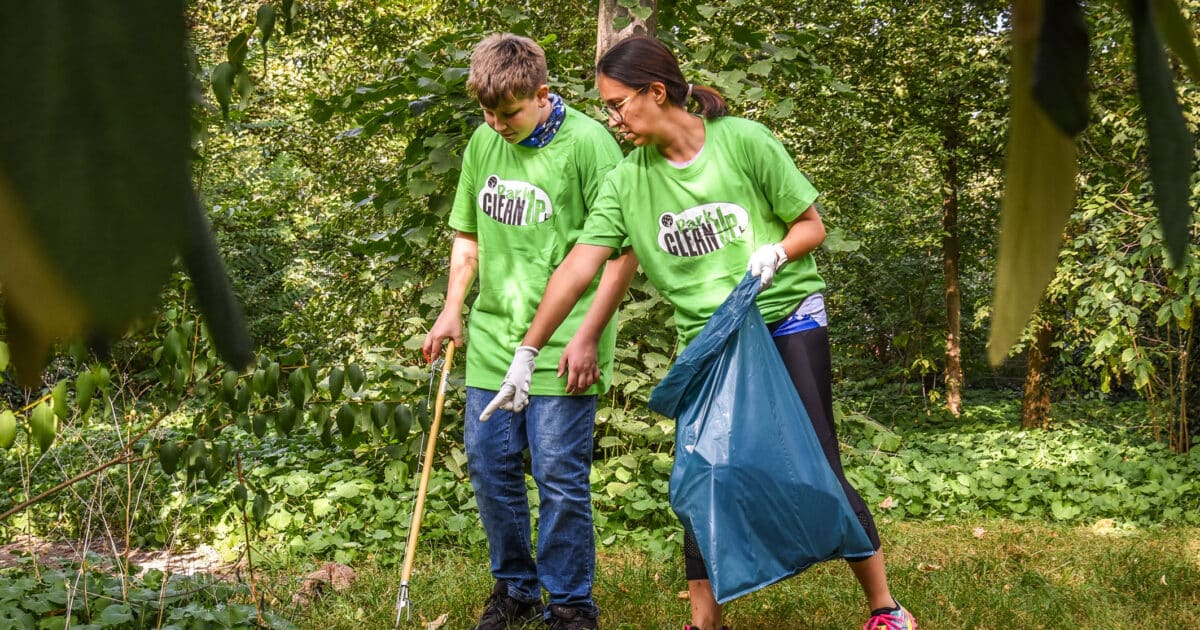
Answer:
[
  {"xmin": 480, "ymin": 346, "xmax": 539, "ymax": 421},
  {"xmin": 748, "ymin": 243, "xmax": 788, "ymax": 291},
  {"xmin": 423, "ymin": 309, "xmax": 464, "ymax": 363},
  {"xmin": 559, "ymin": 336, "xmax": 600, "ymax": 394}
]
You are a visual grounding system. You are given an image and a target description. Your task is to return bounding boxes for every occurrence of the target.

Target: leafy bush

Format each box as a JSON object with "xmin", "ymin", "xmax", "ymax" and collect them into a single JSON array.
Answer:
[
  {"xmin": 837, "ymin": 392, "xmax": 1200, "ymax": 525},
  {"xmin": 0, "ymin": 560, "xmax": 295, "ymax": 629}
]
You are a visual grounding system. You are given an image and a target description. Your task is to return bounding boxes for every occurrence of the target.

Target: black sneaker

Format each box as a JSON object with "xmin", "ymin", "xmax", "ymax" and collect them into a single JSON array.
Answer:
[
  {"xmin": 546, "ymin": 605, "xmax": 599, "ymax": 630},
  {"xmin": 475, "ymin": 582, "xmax": 545, "ymax": 630}
]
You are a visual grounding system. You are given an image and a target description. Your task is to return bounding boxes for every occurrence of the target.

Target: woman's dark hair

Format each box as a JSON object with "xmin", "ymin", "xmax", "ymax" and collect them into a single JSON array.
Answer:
[{"xmin": 596, "ymin": 36, "xmax": 727, "ymax": 119}]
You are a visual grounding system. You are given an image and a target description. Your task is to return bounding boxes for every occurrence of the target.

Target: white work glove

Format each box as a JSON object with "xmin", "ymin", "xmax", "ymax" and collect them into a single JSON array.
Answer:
[
  {"xmin": 479, "ymin": 346, "xmax": 539, "ymax": 421},
  {"xmin": 747, "ymin": 243, "xmax": 788, "ymax": 290}
]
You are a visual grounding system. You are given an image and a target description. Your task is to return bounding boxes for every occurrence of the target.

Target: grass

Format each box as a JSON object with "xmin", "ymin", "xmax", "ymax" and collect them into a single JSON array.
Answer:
[{"xmin": 278, "ymin": 518, "xmax": 1200, "ymax": 629}]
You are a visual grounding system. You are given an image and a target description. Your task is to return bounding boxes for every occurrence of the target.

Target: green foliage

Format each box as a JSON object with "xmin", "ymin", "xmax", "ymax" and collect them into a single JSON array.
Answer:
[
  {"xmin": 1033, "ymin": 0, "xmax": 1091, "ymax": 137},
  {"xmin": 1130, "ymin": 0, "xmax": 1196, "ymax": 269},
  {"xmin": 5, "ymin": 9, "xmax": 1200, "ymax": 622},
  {"xmin": 1153, "ymin": 0, "xmax": 1200, "ymax": 82},
  {"xmin": 838, "ymin": 392, "xmax": 1200, "ymax": 524},
  {"xmin": 990, "ymin": 0, "xmax": 1199, "ymax": 362},
  {"xmin": 660, "ymin": 2, "xmax": 827, "ymax": 119},
  {"xmin": 991, "ymin": 0, "xmax": 1080, "ymax": 366},
  {"xmin": 789, "ymin": 1, "xmax": 1009, "ymax": 386},
  {"xmin": 0, "ymin": 561, "xmax": 296, "ymax": 629},
  {"xmin": 211, "ymin": 1, "xmax": 289, "ymax": 120},
  {"xmin": 1040, "ymin": 2, "xmax": 1200, "ymax": 450}
]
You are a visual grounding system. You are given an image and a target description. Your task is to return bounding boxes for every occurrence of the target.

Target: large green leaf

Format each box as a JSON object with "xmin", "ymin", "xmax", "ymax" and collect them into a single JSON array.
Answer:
[
  {"xmin": 0, "ymin": 410, "xmax": 16, "ymax": 449},
  {"xmin": 282, "ymin": 0, "xmax": 297, "ymax": 35},
  {"xmin": 75, "ymin": 370, "xmax": 96, "ymax": 415},
  {"xmin": 1032, "ymin": 0, "xmax": 1090, "ymax": 136},
  {"xmin": 180, "ymin": 193, "xmax": 253, "ymax": 368},
  {"xmin": 226, "ymin": 32, "xmax": 249, "ymax": 71},
  {"xmin": 989, "ymin": 0, "xmax": 1079, "ymax": 365},
  {"xmin": 211, "ymin": 61, "xmax": 236, "ymax": 120},
  {"xmin": 1132, "ymin": 0, "xmax": 1195, "ymax": 270},
  {"xmin": 256, "ymin": 4, "xmax": 277, "ymax": 70},
  {"xmin": 157, "ymin": 441, "xmax": 181, "ymax": 476},
  {"xmin": 0, "ymin": 1, "xmax": 251, "ymax": 383},
  {"xmin": 29, "ymin": 402, "xmax": 56, "ymax": 452}
]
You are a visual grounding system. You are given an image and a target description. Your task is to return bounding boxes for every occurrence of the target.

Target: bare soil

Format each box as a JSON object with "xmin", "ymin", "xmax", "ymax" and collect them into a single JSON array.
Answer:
[{"xmin": 0, "ymin": 534, "xmax": 234, "ymax": 578}]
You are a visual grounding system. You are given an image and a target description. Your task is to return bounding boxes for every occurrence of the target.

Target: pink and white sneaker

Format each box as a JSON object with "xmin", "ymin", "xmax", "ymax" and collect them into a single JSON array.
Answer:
[{"xmin": 863, "ymin": 604, "xmax": 917, "ymax": 630}]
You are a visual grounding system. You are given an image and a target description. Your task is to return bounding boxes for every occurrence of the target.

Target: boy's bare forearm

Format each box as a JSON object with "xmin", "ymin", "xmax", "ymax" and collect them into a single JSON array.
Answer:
[{"xmin": 442, "ymin": 232, "xmax": 479, "ymax": 312}]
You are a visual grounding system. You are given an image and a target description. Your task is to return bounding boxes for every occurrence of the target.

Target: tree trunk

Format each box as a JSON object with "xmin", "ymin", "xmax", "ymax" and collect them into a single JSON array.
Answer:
[
  {"xmin": 1187, "ymin": 327, "xmax": 1197, "ymax": 452},
  {"xmin": 596, "ymin": 0, "xmax": 657, "ymax": 63},
  {"xmin": 1021, "ymin": 319, "xmax": 1054, "ymax": 429},
  {"xmin": 1173, "ymin": 322, "xmax": 1194, "ymax": 453},
  {"xmin": 941, "ymin": 125, "xmax": 963, "ymax": 417}
]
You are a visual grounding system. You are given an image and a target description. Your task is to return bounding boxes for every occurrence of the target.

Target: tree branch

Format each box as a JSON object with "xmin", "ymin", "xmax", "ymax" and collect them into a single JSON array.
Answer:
[
  {"xmin": 1, "ymin": 407, "xmax": 170, "ymax": 522},
  {"xmin": 0, "ymin": 455, "xmax": 150, "ymax": 522}
]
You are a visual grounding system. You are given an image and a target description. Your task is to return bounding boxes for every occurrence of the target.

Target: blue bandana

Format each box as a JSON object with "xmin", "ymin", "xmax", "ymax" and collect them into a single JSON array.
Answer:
[{"xmin": 518, "ymin": 93, "xmax": 566, "ymax": 148}]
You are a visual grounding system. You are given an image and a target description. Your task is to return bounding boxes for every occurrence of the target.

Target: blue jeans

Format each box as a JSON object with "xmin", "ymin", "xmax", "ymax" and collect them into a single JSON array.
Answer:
[{"xmin": 464, "ymin": 387, "xmax": 599, "ymax": 616}]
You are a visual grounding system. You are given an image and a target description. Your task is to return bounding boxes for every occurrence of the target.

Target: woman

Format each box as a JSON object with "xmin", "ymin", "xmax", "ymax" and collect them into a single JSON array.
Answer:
[{"xmin": 483, "ymin": 36, "xmax": 915, "ymax": 630}]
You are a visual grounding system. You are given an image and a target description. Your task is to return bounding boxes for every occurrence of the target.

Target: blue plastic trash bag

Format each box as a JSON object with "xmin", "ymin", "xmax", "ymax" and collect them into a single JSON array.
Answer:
[{"xmin": 648, "ymin": 273, "xmax": 875, "ymax": 603}]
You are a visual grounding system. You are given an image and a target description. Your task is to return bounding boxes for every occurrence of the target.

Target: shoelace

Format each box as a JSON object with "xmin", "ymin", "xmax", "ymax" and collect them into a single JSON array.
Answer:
[{"xmin": 863, "ymin": 610, "xmax": 911, "ymax": 630}]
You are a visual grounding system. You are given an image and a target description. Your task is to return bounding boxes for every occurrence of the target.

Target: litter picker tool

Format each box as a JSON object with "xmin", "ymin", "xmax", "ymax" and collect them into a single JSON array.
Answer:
[{"xmin": 395, "ymin": 341, "xmax": 456, "ymax": 627}]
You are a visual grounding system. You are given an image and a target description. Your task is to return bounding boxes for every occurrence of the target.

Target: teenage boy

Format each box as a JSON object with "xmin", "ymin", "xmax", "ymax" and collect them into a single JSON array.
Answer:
[{"xmin": 422, "ymin": 33, "xmax": 635, "ymax": 630}]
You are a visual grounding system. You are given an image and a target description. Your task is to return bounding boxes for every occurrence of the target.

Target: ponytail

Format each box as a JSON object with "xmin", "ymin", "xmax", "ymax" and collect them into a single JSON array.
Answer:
[
  {"xmin": 598, "ymin": 36, "xmax": 728, "ymax": 119},
  {"xmin": 687, "ymin": 83, "xmax": 727, "ymax": 119}
]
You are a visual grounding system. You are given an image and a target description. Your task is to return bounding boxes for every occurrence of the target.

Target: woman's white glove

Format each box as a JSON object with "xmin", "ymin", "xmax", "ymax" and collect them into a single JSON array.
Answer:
[
  {"xmin": 480, "ymin": 346, "xmax": 539, "ymax": 421},
  {"xmin": 747, "ymin": 243, "xmax": 788, "ymax": 290}
]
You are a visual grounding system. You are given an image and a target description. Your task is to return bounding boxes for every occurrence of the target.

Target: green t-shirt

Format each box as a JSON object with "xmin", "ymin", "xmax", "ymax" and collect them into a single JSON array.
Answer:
[
  {"xmin": 449, "ymin": 106, "xmax": 623, "ymax": 395},
  {"xmin": 579, "ymin": 115, "xmax": 824, "ymax": 347}
]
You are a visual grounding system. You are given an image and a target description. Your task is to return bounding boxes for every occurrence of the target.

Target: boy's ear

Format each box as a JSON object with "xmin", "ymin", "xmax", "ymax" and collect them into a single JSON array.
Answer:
[{"xmin": 536, "ymin": 84, "xmax": 550, "ymax": 107}]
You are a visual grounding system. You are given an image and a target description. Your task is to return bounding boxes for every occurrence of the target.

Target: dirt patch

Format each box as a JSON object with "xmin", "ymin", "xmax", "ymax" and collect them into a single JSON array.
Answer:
[{"xmin": 0, "ymin": 534, "xmax": 234, "ymax": 578}]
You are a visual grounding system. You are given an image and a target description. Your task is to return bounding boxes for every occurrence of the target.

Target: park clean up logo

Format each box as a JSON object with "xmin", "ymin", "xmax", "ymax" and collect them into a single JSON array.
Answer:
[
  {"xmin": 657, "ymin": 202, "xmax": 749, "ymax": 257},
  {"xmin": 479, "ymin": 174, "xmax": 553, "ymax": 226}
]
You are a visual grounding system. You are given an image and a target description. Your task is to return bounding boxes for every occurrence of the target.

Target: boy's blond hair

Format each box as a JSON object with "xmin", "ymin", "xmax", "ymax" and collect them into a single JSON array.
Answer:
[{"xmin": 467, "ymin": 33, "xmax": 547, "ymax": 109}]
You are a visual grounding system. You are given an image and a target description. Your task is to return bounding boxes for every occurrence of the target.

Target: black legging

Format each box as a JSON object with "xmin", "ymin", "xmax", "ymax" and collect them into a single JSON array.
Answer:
[{"xmin": 684, "ymin": 323, "xmax": 880, "ymax": 581}]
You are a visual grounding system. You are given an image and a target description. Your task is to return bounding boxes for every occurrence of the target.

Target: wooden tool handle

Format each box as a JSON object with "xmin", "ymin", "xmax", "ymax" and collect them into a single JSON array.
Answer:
[{"xmin": 400, "ymin": 341, "xmax": 456, "ymax": 584}]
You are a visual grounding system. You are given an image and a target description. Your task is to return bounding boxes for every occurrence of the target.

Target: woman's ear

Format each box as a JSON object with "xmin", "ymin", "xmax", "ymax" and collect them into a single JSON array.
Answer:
[{"xmin": 649, "ymin": 82, "xmax": 669, "ymax": 106}]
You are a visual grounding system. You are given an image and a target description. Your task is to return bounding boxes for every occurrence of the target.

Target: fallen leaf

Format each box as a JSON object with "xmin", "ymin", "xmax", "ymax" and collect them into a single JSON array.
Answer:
[
  {"xmin": 1160, "ymin": 575, "xmax": 1168, "ymax": 587},
  {"xmin": 917, "ymin": 562, "xmax": 944, "ymax": 572},
  {"xmin": 677, "ymin": 590, "xmax": 690, "ymax": 600},
  {"xmin": 291, "ymin": 562, "xmax": 357, "ymax": 606},
  {"xmin": 878, "ymin": 496, "xmax": 896, "ymax": 510},
  {"xmin": 972, "ymin": 527, "xmax": 986, "ymax": 539},
  {"xmin": 427, "ymin": 613, "xmax": 449, "ymax": 629}
]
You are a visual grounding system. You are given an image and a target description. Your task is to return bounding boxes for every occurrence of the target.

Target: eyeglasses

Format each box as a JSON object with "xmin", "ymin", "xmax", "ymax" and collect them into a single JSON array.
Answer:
[{"xmin": 601, "ymin": 86, "xmax": 648, "ymax": 124}]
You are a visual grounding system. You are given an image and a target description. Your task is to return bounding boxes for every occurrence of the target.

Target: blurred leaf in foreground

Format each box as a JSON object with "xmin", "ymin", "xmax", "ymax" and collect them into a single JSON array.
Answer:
[{"xmin": 0, "ymin": 1, "xmax": 251, "ymax": 384}]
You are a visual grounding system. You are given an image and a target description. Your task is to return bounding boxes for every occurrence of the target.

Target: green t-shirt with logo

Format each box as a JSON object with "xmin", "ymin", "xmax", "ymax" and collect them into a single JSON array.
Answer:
[
  {"xmin": 579, "ymin": 115, "xmax": 824, "ymax": 347},
  {"xmin": 449, "ymin": 106, "xmax": 622, "ymax": 395}
]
